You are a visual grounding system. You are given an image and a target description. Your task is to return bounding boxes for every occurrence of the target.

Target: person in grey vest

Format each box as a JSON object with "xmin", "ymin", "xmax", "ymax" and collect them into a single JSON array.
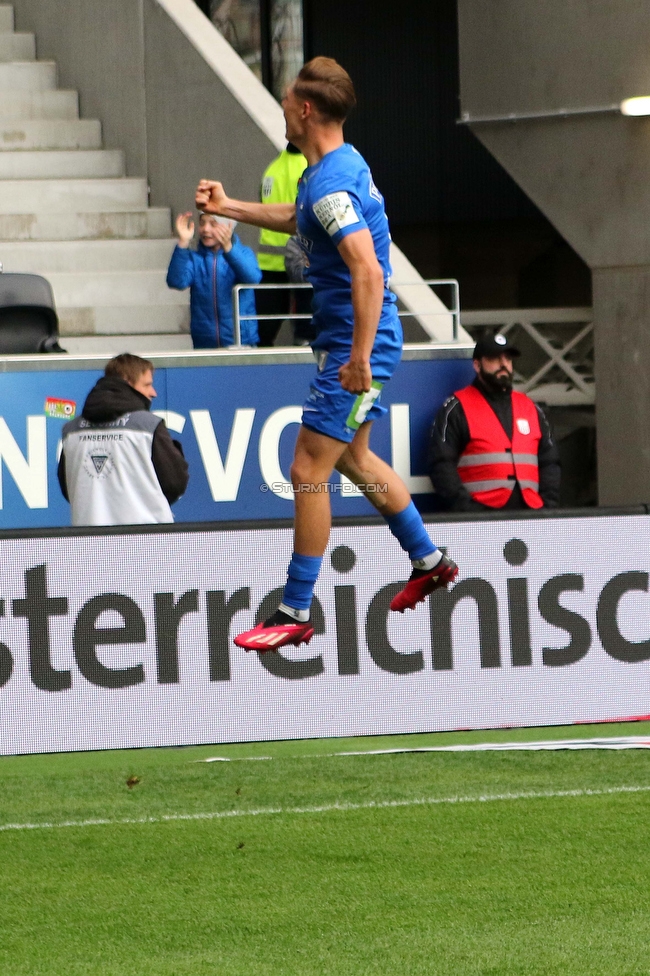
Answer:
[{"xmin": 58, "ymin": 353, "xmax": 189, "ymax": 526}]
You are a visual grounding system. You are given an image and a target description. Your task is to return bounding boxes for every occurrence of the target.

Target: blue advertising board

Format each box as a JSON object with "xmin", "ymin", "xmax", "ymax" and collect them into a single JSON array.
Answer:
[{"xmin": 0, "ymin": 347, "xmax": 474, "ymax": 528}]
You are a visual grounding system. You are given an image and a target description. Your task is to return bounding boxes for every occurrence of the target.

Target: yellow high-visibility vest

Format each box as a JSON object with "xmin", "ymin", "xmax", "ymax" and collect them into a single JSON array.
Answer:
[{"xmin": 258, "ymin": 148, "xmax": 307, "ymax": 272}]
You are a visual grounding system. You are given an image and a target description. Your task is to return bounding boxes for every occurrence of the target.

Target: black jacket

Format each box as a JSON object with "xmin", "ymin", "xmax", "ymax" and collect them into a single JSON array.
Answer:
[
  {"xmin": 58, "ymin": 377, "xmax": 189, "ymax": 504},
  {"xmin": 427, "ymin": 378, "xmax": 561, "ymax": 512}
]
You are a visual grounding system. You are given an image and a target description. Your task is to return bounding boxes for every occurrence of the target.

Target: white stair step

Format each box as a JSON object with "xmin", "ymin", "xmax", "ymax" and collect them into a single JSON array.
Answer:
[
  {"xmin": 0, "ymin": 6, "xmax": 14, "ymax": 32},
  {"xmin": 0, "ymin": 118, "xmax": 101, "ymax": 150},
  {"xmin": 0, "ymin": 177, "xmax": 148, "ymax": 212},
  {"xmin": 62, "ymin": 333, "xmax": 194, "ymax": 355},
  {"xmin": 0, "ymin": 90, "xmax": 78, "ymax": 120},
  {"xmin": 0, "ymin": 208, "xmax": 171, "ymax": 240},
  {"xmin": 0, "ymin": 9, "xmax": 193, "ymax": 350},
  {"xmin": 0, "ymin": 238, "xmax": 176, "ymax": 272},
  {"xmin": 0, "ymin": 60, "xmax": 56, "ymax": 90},
  {"xmin": 0, "ymin": 149, "xmax": 124, "ymax": 179},
  {"xmin": 58, "ymin": 305, "xmax": 190, "ymax": 337},
  {"xmin": 0, "ymin": 33, "xmax": 35, "ymax": 61},
  {"xmin": 46, "ymin": 270, "xmax": 189, "ymax": 307}
]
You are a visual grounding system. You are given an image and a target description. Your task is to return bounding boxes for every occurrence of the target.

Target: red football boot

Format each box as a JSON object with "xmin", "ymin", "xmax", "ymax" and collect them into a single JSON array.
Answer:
[
  {"xmin": 234, "ymin": 611, "xmax": 314, "ymax": 652},
  {"xmin": 390, "ymin": 555, "xmax": 459, "ymax": 613}
]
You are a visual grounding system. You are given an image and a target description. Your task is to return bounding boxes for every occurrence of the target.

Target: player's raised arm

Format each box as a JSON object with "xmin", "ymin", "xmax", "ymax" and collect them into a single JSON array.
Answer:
[
  {"xmin": 336, "ymin": 228, "xmax": 385, "ymax": 394},
  {"xmin": 195, "ymin": 180, "xmax": 297, "ymax": 235}
]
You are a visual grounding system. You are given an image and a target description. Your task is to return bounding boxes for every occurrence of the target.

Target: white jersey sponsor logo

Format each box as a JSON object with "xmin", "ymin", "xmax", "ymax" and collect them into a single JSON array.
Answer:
[
  {"xmin": 313, "ymin": 192, "xmax": 360, "ymax": 236},
  {"xmin": 516, "ymin": 418, "xmax": 531, "ymax": 436}
]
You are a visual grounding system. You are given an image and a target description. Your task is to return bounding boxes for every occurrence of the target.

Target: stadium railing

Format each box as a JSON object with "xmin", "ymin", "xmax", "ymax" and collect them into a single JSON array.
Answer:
[{"xmin": 232, "ymin": 279, "xmax": 461, "ymax": 348}]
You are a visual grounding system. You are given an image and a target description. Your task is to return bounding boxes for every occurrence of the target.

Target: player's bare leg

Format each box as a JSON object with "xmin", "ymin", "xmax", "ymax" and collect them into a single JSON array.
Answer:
[
  {"xmin": 335, "ymin": 421, "xmax": 410, "ymax": 517},
  {"xmin": 292, "ymin": 425, "xmax": 349, "ymax": 555},
  {"xmin": 336, "ymin": 422, "xmax": 458, "ymax": 611},
  {"xmin": 234, "ymin": 425, "xmax": 347, "ymax": 652}
]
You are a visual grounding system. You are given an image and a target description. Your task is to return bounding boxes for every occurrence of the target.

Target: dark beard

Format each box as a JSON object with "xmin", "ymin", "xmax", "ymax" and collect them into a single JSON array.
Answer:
[{"xmin": 478, "ymin": 366, "xmax": 513, "ymax": 394}]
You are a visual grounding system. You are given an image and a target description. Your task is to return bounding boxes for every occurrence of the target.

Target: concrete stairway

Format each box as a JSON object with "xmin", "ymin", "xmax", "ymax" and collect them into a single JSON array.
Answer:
[{"xmin": 0, "ymin": 4, "xmax": 191, "ymax": 354}]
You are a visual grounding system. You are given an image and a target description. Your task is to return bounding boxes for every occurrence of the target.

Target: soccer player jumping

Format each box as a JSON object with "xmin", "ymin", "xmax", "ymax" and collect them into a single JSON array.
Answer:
[{"xmin": 195, "ymin": 57, "xmax": 458, "ymax": 652}]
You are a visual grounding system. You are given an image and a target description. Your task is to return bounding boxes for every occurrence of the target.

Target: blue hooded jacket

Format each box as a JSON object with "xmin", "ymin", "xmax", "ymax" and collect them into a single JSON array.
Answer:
[{"xmin": 166, "ymin": 236, "xmax": 262, "ymax": 347}]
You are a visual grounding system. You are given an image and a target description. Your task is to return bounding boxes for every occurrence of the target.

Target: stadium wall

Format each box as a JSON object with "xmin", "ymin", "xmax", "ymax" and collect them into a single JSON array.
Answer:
[
  {"xmin": 2, "ymin": 509, "xmax": 650, "ymax": 755},
  {"xmin": 457, "ymin": 0, "xmax": 650, "ymax": 506}
]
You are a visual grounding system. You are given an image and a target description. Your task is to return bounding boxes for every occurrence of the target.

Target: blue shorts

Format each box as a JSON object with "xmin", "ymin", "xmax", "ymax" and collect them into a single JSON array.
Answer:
[{"xmin": 301, "ymin": 335, "xmax": 403, "ymax": 443}]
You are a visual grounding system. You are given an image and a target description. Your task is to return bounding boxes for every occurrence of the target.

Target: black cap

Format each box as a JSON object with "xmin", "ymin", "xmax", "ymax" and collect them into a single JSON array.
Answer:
[{"xmin": 473, "ymin": 332, "xmax": 520, "ymax": 359}]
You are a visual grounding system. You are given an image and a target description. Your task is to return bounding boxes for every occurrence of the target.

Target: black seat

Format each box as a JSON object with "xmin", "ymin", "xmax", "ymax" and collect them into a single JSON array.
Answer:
[{"xmin": 0, "ymin": 272, "xmax": 65, "ymax": 353}]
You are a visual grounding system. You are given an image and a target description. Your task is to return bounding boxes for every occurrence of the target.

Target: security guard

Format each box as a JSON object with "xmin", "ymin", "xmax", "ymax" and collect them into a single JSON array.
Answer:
[
  {"xmin": 428, "ymin": 333, "xmax": 561, "ymax": 511},
  {"xmin": 257, "ymin": 143, "xmax": 308, "ymax": 345},
  {"xmin": 59, "ymin": 354, "xmax": 188, "ymax": 525}
]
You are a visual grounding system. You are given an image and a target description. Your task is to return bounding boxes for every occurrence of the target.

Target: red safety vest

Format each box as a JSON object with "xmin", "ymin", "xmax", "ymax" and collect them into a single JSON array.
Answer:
[{"xmin": 454, "ymin": 385, "xmax": 543, "ymax": 509}]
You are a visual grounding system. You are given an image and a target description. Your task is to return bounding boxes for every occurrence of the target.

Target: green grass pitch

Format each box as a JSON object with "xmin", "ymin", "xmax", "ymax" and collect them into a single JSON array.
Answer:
[{"xmin": 2, "ymin": 721, "xmax": 650, "ymax": 975}]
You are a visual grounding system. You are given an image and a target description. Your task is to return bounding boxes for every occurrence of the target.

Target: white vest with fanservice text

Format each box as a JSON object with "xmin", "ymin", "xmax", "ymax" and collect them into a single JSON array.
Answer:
[{"xmin": 62, "ymin": 411, "xmax": 174, "ymax": 526}]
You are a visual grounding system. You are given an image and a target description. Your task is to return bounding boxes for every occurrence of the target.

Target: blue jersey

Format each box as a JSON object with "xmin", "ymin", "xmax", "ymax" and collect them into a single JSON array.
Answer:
[{"xmin": 296, "ymin": 143, "xmax": 400, "ymax": 349}]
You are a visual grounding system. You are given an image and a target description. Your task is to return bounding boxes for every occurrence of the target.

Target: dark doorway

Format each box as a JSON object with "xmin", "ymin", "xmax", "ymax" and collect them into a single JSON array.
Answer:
[{"xmin": 303, "ymin": 0, "xmax": 591, "ymax": 310}]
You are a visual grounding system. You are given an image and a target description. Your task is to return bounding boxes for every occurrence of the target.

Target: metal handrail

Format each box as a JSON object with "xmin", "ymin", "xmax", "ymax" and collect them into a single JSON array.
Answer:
[
  {"xmin": 231, "ymin": 279, "xmax": 460, "ymax": 347},
  {"xmin": 461, "ymin": 307, "xmax": 595, "ymax": 406}
]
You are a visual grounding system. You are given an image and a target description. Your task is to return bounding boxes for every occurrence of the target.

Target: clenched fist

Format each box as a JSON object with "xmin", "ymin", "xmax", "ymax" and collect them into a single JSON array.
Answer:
[
  {"xmin": 196, "ymin": 180, "xmax": 228, "ymax": 215},
  {"xmin": 339, "ymin": 360, "xmax": 372, "ymax": 394}
]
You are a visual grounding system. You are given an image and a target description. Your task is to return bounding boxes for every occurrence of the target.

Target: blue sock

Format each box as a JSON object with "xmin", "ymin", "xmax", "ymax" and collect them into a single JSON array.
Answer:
[
  {"xmin": 282, "ymin": 552, "xmax": 322, "ymax": 612},
  {"xmin": 386, "ymin": 501, "xmax": 439, "ymax": 563}
]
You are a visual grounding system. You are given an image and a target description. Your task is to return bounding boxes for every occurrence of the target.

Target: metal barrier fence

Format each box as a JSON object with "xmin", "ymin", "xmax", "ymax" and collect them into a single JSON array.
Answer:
[
  {"xmin": 232, "ymin": 279, "xmax": 461, "ymax": 347},
  {"xmin": 462, "ymin": 307, "xmax": 594, "ymax": 406}
]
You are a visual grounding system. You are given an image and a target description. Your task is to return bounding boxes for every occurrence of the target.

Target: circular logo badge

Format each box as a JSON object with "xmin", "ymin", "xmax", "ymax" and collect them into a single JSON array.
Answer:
[{"xmin": 83, "ymin": 449, "xmax": 115, "ymax": 480}]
